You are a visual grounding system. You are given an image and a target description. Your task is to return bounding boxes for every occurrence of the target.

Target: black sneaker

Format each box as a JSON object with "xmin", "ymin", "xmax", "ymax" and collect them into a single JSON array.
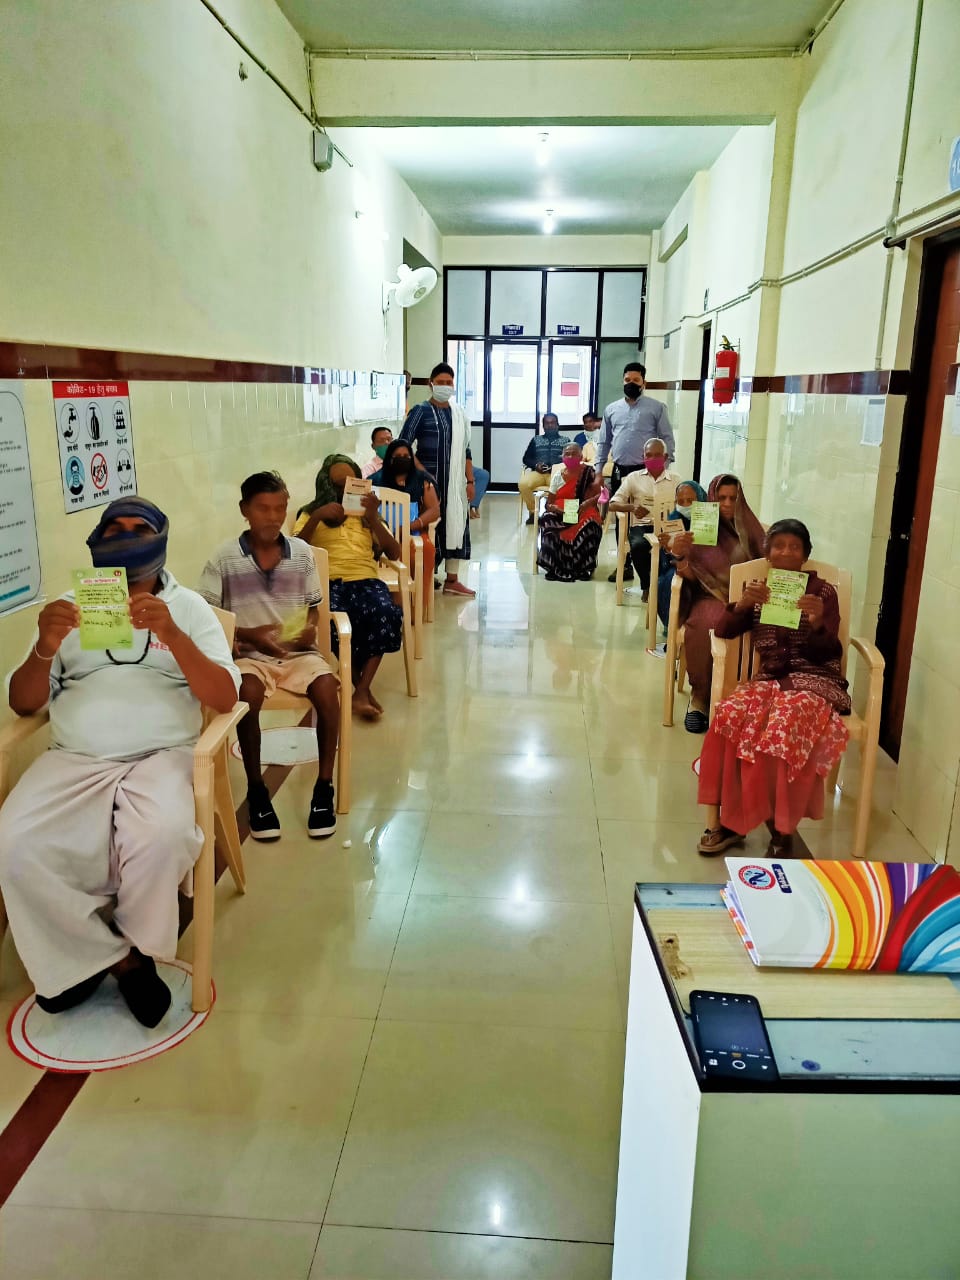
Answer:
[
  {"xmin": 608, "ymin": 567, "xmax": 634, "ymax": 582},
  {"xmin": 247, "ymin": 783, "xmax": 281, "ymax": 841},
  {"xmin": 308, "ymin": 780, "xmax": 337, "ymax": 838}
]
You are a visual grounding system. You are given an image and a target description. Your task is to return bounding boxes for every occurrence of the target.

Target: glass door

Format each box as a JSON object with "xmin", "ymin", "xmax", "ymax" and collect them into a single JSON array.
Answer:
[
  {"xmin": 487, "ymin": 340, "xmax": 541, "ymax": 488},
  {"xmin": 546, "ymin": 342, "xmax": 596, "ymax": 427}
]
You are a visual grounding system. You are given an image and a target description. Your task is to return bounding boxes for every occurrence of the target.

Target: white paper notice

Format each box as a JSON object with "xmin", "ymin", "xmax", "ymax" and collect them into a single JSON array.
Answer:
[
  {"xmin": 53, "ymin": 380, "xmax": 137, "ymax": 514},
  {"xmin": 0, "ymin": 382, "xmax": 42, "ymax": 616},
  {"xmin": 861, "ymin": 397, "xmax": 885, "ymax": 447}
]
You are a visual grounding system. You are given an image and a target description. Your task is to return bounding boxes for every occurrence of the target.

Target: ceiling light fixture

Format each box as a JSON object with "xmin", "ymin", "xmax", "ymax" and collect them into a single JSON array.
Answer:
[
  {"xmin": 542, "ymin": 208, "xmax": 555, "ymax": 235},
  {"xmin": 537, "ymin": 131, "xmax": 550, "ymax": 166}
]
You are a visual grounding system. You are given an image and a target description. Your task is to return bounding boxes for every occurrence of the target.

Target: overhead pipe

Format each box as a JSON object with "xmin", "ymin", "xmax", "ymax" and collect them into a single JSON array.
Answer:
[
  {"xmin": 874, "ymin": 0, "xmax": 924, "ymax": 370},
  {"xmin": 196, "ymin": 0, "xmax": 353, "ymax": 167}
]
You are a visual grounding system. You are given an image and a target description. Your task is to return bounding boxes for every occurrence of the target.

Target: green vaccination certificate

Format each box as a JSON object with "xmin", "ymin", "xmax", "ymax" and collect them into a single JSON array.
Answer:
[
  {"xmin": 760, "ymin": 569, "xmax": 808, "ymax": 629},
  {"xmin": 689, "ymin": 502, "xmax": 719, "ymax": 545},
  {"xmin": 72, "ymin": 568, "xmax": 133, "ymax": 650}
]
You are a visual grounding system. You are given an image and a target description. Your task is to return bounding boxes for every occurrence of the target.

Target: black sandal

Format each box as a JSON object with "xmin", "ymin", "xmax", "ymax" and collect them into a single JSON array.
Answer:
[
  {"xmin": 684, "ymin": 708, "xmax": 709, "ymax": 734},
  {"xmin": 766, "ymin": 833, "xmax": 795, "ymax": 858}
]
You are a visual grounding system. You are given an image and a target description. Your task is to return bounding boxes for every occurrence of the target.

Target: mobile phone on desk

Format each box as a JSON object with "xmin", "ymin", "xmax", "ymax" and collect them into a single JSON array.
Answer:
[{"xmin": 689, "ymin": 990, "xmax": 779, "ymax": 1083}]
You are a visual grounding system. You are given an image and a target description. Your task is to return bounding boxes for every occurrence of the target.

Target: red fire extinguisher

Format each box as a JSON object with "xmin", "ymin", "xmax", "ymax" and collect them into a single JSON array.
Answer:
[{"xmin": 712, "ymin": 335, "xmax": 738, "ymax": 405}]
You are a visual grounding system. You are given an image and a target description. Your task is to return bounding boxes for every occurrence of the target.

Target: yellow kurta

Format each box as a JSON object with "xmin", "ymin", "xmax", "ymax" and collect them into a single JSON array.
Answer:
[{"xmin": 293, "ymin": 513, "xmax": 378, "ymax": 582}]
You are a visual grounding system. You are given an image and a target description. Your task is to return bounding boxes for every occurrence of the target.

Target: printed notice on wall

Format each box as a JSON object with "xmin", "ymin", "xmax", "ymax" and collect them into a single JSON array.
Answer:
[
  {"xmin": 53, "ymin": 381, "xmax": 137, "ymax": 514},
  {"xmin": 861, "ymin": 398, "xmax": 885, "ymax": 447},
  {"xmin": 0, "ymin": 382, "xmax": 42, "ymax": 617}
]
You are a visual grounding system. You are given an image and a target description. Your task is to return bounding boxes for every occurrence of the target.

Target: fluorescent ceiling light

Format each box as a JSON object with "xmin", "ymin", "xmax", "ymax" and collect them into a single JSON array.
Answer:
[{"xmin": 542, "ymin": 208, "xmax": 555, "ymax": 234}]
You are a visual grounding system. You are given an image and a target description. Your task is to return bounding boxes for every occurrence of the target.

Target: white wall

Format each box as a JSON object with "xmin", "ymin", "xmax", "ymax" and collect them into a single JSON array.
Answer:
[
  {"xmin": 311, "ymin": 56, "xmax": 798, "ymax": 126},
  {"xmin": 0, "ymin": 0, "xmax": 441, "ymax": 372},
  {"xmin": 442, "ymin": 235, "xmax": 650, "ymax": 267}
]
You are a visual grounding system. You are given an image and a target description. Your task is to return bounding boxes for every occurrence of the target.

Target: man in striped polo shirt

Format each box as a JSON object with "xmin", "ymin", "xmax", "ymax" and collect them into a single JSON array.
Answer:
[{"xmin": 199, "ymin": 471, "xmax": 340, "ymax": 840}]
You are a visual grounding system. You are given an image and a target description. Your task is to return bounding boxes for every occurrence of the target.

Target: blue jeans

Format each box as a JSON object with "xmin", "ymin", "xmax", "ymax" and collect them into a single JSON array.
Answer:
[{"xmin": 471, "ymin": 466, "xmax": 490, "ymax": 510}]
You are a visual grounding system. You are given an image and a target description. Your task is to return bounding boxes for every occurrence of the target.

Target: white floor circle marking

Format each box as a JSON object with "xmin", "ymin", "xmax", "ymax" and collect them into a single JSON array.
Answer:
[
  {"xmin": 230, "ymin": 726, "xmax": 317, "ymax": 766},
  {"xmin": 7, "ymin": 960, "xmax": 212, "ymax": 1072}
]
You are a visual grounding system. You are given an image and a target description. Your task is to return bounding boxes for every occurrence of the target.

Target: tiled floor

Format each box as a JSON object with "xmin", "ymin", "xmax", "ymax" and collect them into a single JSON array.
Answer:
[{"xmin": 0, "ymin": 497, "xmax": 923, "ymax": 1278}]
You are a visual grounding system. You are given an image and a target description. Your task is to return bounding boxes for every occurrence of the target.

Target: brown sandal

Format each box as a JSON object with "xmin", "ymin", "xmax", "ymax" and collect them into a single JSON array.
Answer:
[{"xmin": 697, "ymin": 826, "xmax": 745, "ymax": 856}]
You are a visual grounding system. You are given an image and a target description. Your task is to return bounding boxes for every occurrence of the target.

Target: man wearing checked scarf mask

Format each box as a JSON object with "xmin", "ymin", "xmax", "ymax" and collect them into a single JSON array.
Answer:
[{"xmin": 0, "ymin": 497, "xmax": 241, "ymax": 1028}]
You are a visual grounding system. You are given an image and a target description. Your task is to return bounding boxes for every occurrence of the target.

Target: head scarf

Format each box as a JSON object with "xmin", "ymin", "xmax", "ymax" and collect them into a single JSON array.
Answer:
[
  {"xmin": 298, "ymin": 453, "xmax": 361, "ymax": 515},
  {"xmin": 86, "ymin": 497, "xmax": 169, "ymax": 583},
  {"xmin": 685, "ymin": 473, "xmax": 765, "ymax": 602},
  {"xmin": 669, "ymin": 479, "xmax": 708, "ymax": 528}
]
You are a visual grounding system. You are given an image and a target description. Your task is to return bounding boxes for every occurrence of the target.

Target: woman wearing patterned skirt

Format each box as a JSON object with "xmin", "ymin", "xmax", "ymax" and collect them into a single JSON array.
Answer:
[
  {"xmin": 696, "ymin": 519, "xmax": 851, "ymax": 858},
  {"xmin": 294, "ymin": 455, "xmax": 403, "ymax": 720},
  {"xmin": 537, "ymin": 443, "xmax": 603, "ymax": 583}
]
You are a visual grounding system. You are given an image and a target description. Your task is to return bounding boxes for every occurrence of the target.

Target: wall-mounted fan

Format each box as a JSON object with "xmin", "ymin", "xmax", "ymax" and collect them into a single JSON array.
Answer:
[{"xmin": 383, "ymin": 264, "xmax": 438, "ymax": 313}]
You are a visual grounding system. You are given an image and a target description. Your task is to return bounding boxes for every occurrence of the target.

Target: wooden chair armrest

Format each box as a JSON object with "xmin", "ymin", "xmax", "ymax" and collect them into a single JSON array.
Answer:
[
  {"xmin": 848, "ymin": 636, "xmax": 885, "ymax": 671},
  {"xmin": 644, "ymin": 533, "xmax": 659, "ymax": 549},
  {"xmin": 0, "ymin": 710, "xmax": 49, "ymax": 751},
  {"xmin": 194, "ymin": 702, "xmax": 248, "ymax": 764},
  {"xmin": 709, "ymin": 632, "xmax": 733, "ymax": 719},
  {"xmin": 386, "ymin": 559, "xmax": 411, "ymax": 590},
  {"xmin": 332, "ymin": 611, "xmax": 352, "ymax": 642},
  {"xmin": 411, "ymin": 535, "xmax": 424, "ymax": 573},
  {"xmin": 332, "ymin": 610, "xmax": 352, "ymax": 687},
  {"xmin": 710, "ymin": 630, "xmax": 729, "ymax": 660}
]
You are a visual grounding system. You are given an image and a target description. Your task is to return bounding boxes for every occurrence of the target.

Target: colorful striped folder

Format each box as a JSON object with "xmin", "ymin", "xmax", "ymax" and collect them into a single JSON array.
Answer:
[{"xmin": 722, "ymin": 858, "xmax": 960, "ymax": 972}]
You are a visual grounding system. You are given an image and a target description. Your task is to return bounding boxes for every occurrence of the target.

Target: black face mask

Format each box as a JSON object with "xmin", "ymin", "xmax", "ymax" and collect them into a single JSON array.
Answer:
[
  {"xmin": 623, "ymin": 382, "xmax": 642, "ymax": 401},
  {"xmin": 393, "ymin": 458, "xmax": 412, "ymax": 475}
]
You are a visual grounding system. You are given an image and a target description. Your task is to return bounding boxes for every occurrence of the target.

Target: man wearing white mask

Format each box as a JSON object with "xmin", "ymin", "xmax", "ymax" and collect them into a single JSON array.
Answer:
[{"xmin": 399, "ymin": 361, "xmax": 476, "ymax": 597}]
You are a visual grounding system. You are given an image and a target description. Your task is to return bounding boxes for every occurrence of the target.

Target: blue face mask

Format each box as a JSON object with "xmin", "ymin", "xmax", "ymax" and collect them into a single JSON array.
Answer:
[{"xmin": 87, "ymin": 500, "xmax": 169, "ymax": 583}]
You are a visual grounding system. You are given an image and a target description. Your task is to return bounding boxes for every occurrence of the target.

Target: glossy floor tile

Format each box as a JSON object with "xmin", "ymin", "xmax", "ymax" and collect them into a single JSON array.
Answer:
[
  {"xmin": 413, "ymin": 811, "xmax": 607, "ymax": 903},
  {"xmin": 380, "ymin": 894, "xmax": 621, "ymax": 1030},
  {"xmin": 310, "ymin": 1225, "xmax": 612, "ymax": 1279},
  {"xmin": 0, "ymin": 495, "xmax": 926, "ymax": 1280},
  {"xmin": 11, "ymin": 1012, "xmax": 374, "ymax": 1221},
  {"xmin": 325, "ymin": 1019, "xmax": 623, "ymax": 1243},
  {"xmin": 0, "ymin": 1206, "xmax": 321, "ymax": 1280}
]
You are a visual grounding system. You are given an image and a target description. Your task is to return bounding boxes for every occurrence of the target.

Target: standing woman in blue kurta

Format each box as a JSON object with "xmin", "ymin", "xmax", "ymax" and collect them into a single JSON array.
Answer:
[{"xmin": 399, "ymin": 362, "xmax": 476, "ymax": 598}]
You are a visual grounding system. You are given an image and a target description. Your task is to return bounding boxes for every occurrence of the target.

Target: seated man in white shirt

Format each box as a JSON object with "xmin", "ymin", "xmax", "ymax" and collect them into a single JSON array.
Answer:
[
  {"xmin": 361, "ymin": 427, "xmax": 393, "ymax": 479},
  {"xmin": 607, "ymin": 439, "xmax": 680, "ymax": 600},
  {"xmin": 0, "ymin": 498, "xmax": 240, "ymax": 1028}
]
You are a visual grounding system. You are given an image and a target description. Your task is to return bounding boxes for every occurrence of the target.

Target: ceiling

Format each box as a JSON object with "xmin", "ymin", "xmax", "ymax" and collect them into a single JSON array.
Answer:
[
  {"xmin": 364, "ymin": 124, "xmax": 744, "ymax": 236},
  {"xmin": 278, "ymin": 0, "xmax": 836, "ymax": 55}
]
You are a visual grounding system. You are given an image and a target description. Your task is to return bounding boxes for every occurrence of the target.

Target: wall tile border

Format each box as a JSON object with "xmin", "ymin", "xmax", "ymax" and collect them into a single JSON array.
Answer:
[
  {"xmin": 0, "ymin": 341, "xmax": 390, "ymax": 385},
  {"xmin": 0, "ymin": 341, "xmax": 931, "ymax": 398}
]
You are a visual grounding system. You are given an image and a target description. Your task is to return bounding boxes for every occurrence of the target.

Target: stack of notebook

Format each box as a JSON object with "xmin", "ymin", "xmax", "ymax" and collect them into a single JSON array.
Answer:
[{"xmin": 721, "ymin": 857, "xmax": 960, "ymax": 972}]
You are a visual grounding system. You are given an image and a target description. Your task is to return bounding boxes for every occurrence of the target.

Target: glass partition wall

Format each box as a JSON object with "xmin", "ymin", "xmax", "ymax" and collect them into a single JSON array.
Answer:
[{"xmin": 445, "ymin": 267, "xmax": 645, "ymax": 490}]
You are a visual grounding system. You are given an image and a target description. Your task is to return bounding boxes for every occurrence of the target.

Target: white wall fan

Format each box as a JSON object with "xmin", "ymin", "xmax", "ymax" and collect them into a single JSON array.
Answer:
[{"xmin": 382, "ymin": 264, "xmax": 438, "ymax": 313}]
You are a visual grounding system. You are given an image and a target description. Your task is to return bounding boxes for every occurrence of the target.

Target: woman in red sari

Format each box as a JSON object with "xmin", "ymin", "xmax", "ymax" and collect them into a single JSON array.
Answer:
[
  {"xmin": 671, "ymin": 473, "xmax": 765, "ymax": 732},
  {"xmin": 537, "ymin": 443, "xmax": 603, "ymax": 582},
  {"xmin": 696, "ymin": 519, "xmax": 851, "ymax": 857}
]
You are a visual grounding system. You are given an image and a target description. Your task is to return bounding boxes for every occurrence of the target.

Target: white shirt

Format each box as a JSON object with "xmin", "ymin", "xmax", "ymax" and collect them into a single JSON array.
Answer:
[
  {"xmin": 12, "ymin": 570, "xmax": 241, "ymax": 762},
  {"xmin": 610, "ymin": 468, "xmax": 682, "ymax": 526}
]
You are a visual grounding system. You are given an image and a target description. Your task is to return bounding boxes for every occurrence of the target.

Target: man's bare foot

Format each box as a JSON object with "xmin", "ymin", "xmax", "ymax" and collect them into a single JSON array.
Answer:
[
  {"xmin": 442, "ymin": 579, "xmax": 476, "ymax": 597},
  {"xmin": 352, "ymin": 692, "xmax": 381, "ymax": 720},
  {"xmin": 368, "ymin": 691, "xmax": 384, "ymax": 714}
]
